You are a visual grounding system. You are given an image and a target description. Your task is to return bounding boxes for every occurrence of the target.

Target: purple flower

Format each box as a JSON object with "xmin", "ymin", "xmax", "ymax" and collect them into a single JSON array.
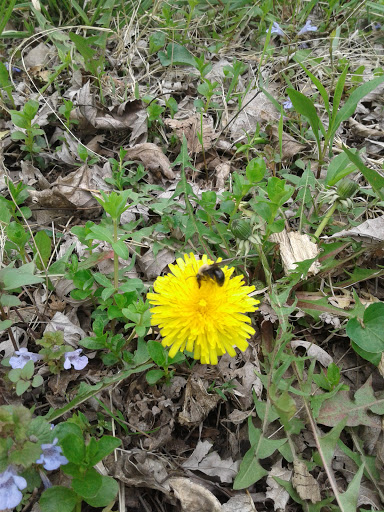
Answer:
[
  {"xmin": 373, "ymin": 22, "xmax": 381, "ymax": 30},
  {"xmin": 63, "ymin": 349, "xmax": 88, "ymax": 370},
  {"xmin": 35, "ymin": 438, "xmax": 68, "ymax": 471},
  {"xmin": 298, "ymin": 20, "xmax": 318, "ymax": 35},
  {"xmin": 282, "ymin": 99, "xmax": 293, "ymax": 110},
  {"xmin": 268, "ymin": 22, "xmax": 285, "ymax": 37},
  {"xmin": 0, "ymin": 466, "xmax": 27, "ymax": 509},
  {"xmin": 9, "ymin": 348, "xmax": 42, "ymax": 369},
  {"xmin": 5, "ymin": 62, "xmax": 22, "ymax": 73}
]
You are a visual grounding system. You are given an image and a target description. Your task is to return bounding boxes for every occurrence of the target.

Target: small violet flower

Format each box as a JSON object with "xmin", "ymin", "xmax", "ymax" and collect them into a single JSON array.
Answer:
[
  {"xmin": 268, "ymin": 21, "xmax": 285, "ymax": 37},
  {"xmin": 63, "ymin": 349, "xmax": 88, "ymax": 370},
  {"xmin": 9, "ymin": 348, "xmax": 42, "ymax": 369},
  {"xmin": 282, "ymin": 99, "xmax": 293, "ymax": 110},
  {"xmin": 35, "ymin": 438, "xmax": 68, "ymax": 471},
  {"xmin": 0, "ymin": 466, "xmax": 27, "ymax": 509},
  {"xmin": 5, "ymin": 62, "xmax": 22, "ymax": 73},
  {"xmin": 373, "ymin": 22, "xmax": 381, "ymax": 31},
  {"xmin": 298, "ymin": 19, "xmax": 318, "ymax": 36}
]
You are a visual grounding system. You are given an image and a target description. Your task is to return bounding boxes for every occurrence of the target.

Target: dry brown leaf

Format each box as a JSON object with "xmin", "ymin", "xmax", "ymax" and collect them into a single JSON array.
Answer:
[
  {"xmin": 215, "ymin": 161, "xmax": 231, "ymax": 189},
  {"xmin": 124, "ymin": 143, "xmax": 175, "ymax": 180},
  {"xmin": 326, "ymin": 215, "xmax": 384, "ymax": 245},
  {"xmin": 266, "ymin": 460, "xmax": 291, "ymax": 511},
  {"xmin": 292, "ymin": 459, "xmax": 321, "ymax": 503},
  {"xmin": 136, "ymin": 249, "xmax": 175, "ymax": 281},
  {"xmin": 178, "ymin": 376, "xmax": 220, "ymax": 426},
  {"xmin": 74, "ymin": 82, "xmax": 147, "ymax": 143},
  {"xmin": 267, "ymin": 125, "xmax": 307, "ymax": 160},
  {"xmin": 291, "ymin": 340, "xmax": 333, "ymax": 367},
  {"xmin": 182, "ymin": 440, "xmax": 239, "ymax": 483},
  {"xmin": 269, "ymin": 230, "xmax": 320, "ymax": 276},
  {"xmin": 165, "ymin": 115, "xmax": 217, "ymax": 153},
  {"xmin": 24, "ymin": 42, "xmax": 51, "ymax": 68},
  {"xmin": 348, "ymin": 118, "xmax": 384, "ymax": 137},
  {"xmin": 167, "ymin": 477, "xmax": 222, "ymax": 512},
  {"xmin": 222, "ymin": 494, "xmax": 257, "ymax": 512},
  {"xmin": 230, "ymin": 88, "xmax": 279, "ymax": 141}
]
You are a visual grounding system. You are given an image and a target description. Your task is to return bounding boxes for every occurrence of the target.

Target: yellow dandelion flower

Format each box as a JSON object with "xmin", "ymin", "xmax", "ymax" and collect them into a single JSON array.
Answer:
[{"xmin": 147, "ymin": 253, "xmax": 260, "ymax": 365}]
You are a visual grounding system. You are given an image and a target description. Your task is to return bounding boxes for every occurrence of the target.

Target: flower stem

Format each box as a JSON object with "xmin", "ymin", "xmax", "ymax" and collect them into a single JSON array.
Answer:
[
  {"xmin": 113, "ymin": 218, "xmax": 119, "ymax": 289},
  {"xmin": 313, "ymin": 202, "xmax": 337, "ymax": 239}
]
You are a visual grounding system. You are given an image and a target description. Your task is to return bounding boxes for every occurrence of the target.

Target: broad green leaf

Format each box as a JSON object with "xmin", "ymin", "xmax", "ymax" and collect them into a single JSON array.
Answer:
[
  {"xmin": 325, "ymin": 150, "xmax": 358, "ymax": 186},
  {"xmin": 40, "ymin": 486, "xmax": 79, "ymax": 512},
  {"xmin": 330, "ymin": 65, "xmax": 348, "ymax": 125},
  {"xmin": 21, "ymin": 360, "xmax": 34, "ymax": 380},
  {"xmin": 158, "ymin": 43, "xmax": 196, "ymax": 67},
  {"xmin": 246, "ymin": 157, "xmax": 266, "ymax": 183},
  {"xmin": 0, "ymin": 319, "xmax": 13, "ymax": 330},
  {"xmin": 350, "ymin": 341, "xmax": 381, "ymax": 366},
  {"xmin": 9, "ymin": 440, "xmax": 41, "ymax": 466},
  {"xmin": 84, "ymin": 475, "xmax": 118, "ymax": 508},
  {"xmin": 111, "ymin": 240, "xmax": 129, "ymax": 259},
  {"xmin": 2, "ymin": 263, "xmax": 44, "ymax": 290},
  {"xmin": 72, "ymin": 468, "xmax": 102, "ymax": 498},
  {"xmin": 87, "ymin": 436, "xmax": 121, "ymax": 466},
  {"xmin": 318, "ymin": 376, "xmax": 384, "ymax": 427},
  {"xmin": 346, "ymin": 302, "xmax": 384, "ymax": 353},
  {"xmin": 149, "ymin": 31, "xmax": 166, "ymax": 55},
  {"xmin": 87, "ymin": 225, "xmax": 114, "ymax": 244},
  {"xmin": 0, "ymin": 294, "xmax": 21, "ymax": 307},
  {"xmin": 146, "ymin": 369, "xmax": 165, "ymax": 384},
  {"xmin": 147, "ymin": 340, "xmax": 166, "ymax": 367},
  {"xmin": 60, "ymin": 434, "xmax": 86, "ymax": 465}
]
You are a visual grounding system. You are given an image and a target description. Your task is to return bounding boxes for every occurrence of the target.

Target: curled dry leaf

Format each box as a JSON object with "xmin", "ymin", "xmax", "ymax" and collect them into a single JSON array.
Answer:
[
  {"xmin": 124, "ymin": 143, "xmax": 175, "ymax": 180},
  {"xmin": 178, "ymin": 376, "xmax": 220, "ymax": 426},
  {"xmin": 23, "ymin": 42, "xmax": 51, "ymax": 69},
  {"xmin": 164, "ymin": 115, "xmax": 217, "ymax": 153},
  {"xmin": 74, "ymin": 82, "xmax": 147, "ymax": 143},
  {"xmin": 136, "ymin": 248, "xmax": 175, "ymax": 281},
  {"xmin": 269, "ymin": 230, "xmax": 320, "ymax": 276},
  {"xmin": 167, "ymin": 477, "xmax": 222, "ymax": 512},
  {"xmin": 44, "ymin": 311, "xmax": 86, "ymax": 347},
  {"xmin": 215, "ymin": 161, "xmax": 231, "ymax": 189},
  {"xmin": 182, "ymin": 440, "xmax": 239, "ymax": 483},
  {"xmin": 326, "ymin": 215, "xmax": 384, "ymax": 245},
  {"xmin": 291, "ymin": 340, "xmax": 333, "ymax": 367},
  {"xmin": 292, "ymin": 459, "xmax": 321, "ymax": 504}
]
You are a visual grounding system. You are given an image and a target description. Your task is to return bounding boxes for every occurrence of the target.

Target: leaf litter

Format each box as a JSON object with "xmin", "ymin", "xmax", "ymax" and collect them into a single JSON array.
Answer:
[{"xmin": 1, "ymin": 2, "xmax": 384, "ymax": 512}]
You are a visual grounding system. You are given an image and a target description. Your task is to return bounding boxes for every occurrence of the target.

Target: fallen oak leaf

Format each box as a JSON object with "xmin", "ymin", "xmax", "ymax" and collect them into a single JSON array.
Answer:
[{"xmin": 124, "ymin": 143, "xmax": 175, "ymax": 180}]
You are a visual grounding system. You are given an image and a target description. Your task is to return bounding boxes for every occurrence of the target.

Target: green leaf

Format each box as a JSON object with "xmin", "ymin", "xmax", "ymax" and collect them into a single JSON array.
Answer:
[
  {"xmin": 233, "ymin": 419, "xmax": 287, "ymax": 489},
  {"xmin": 0, "ymin": 294, "xmax": 21, "ymax": 307},
  {"xmin": 16, "ymin": 380, "xmax": 30, "ymax": 396},
  {"xmin": 0, "ymin": 319, "xmax": 13, "ymax": 330},
  {"xmin": 343, "ymin": 146, "xmax": 384, "ymax": 199},
  {"xmin": 287, "ymin": 88, "xmax": 324, "ymax": 148},
  {"xmin": 332, "ymin": 74, "xmax": 384, "ymax": 142},
  {"xmin": 60, "ymin": 434, "xmax": 86, "ymax": 464},
  {"xmin": 27, "ymin": 416, "xmax": 52, "ymax": 444},
  {"xmin": 33, "ymin": 230, "xmax": 51, "ymax": 270},
  {"xmin": 318, "ymin": 375, "xmax": 384, "ymax": 427},
  {"xmin": 21, "ymin": 360, "xmax": 34, "ymax": 380},
  {"xmin": 40, "ymin": 486, "xmax": 79, "ymax": 512},
  {"xmin": 87, "ymin": 225, "xmax": 114, "ymax": 244},
  {"xmin": 346, "ymin": 302, "xmax": 384, "ymax": 353},
  {"xmin": 338, "ymin": 464, "xmax": 364, "ymax": 511},
  {"xmin": 2, "ymin": 263, "xmax": 44, "ymax": 290},
  {"xmin": 111, "ymin": 240, "xmax": 129, "ymax": 259},
  {"xmin": 87, "ymin": 436, "xmax": 121, "ymax": 466},
  {"xmin": 147, "ymin": 340, "xmax": 166, "ymax": 367},
  {"xmin": 9, "ymin": 441, "xmax": 42, "ymax": 467},
  {"xmin": 318, "ymin": 418, "xmax": 347, "ymax": 466},
  {"xmin": 158, "ymin": 43, "xmax": 196, "ymax": 67},
  {"xmin": 246, "ymin": 157, "xmax": 266, "ymax": 183},
  {"xmin": 146, "ymin": 369, "xmax": 165, "ymax": 384},
  {"xmin": 149, "ymin": 31, "xmax": 166, "ymax": 55},
  {"xmin": 72, "ymin": 468, "xmax": 102, "ymax": 498},
  {"xmin": 298, "ymin": 63, "xmax": 330, "ymax": 115},
  {"xmin": 325, "ymin": 150, "xmax": 358, "ymax": 186},
  {"xmin": 32, "ymin": 374, "xmax": 44, "ymax": 387},
  {"xmin": 84, "ymin": 475, "xmax": 119, "ymax": 508}
]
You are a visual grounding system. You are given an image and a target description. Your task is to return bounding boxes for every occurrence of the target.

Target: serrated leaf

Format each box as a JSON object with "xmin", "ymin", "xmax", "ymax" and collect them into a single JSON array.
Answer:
[
  {"xmin": 318, "ymin": 376, "xmax": 384, "ymax": 427},
  {"xmin": 72, "ymin": 467, "xmax": 102, "ymax": 498},
  {"xmin": 9, "ymin": 441, "xmax": 42, "ymax": 467},
  {"xmin": 84, "ymin": 475, "xmax": 118, "ymax": 508}
]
